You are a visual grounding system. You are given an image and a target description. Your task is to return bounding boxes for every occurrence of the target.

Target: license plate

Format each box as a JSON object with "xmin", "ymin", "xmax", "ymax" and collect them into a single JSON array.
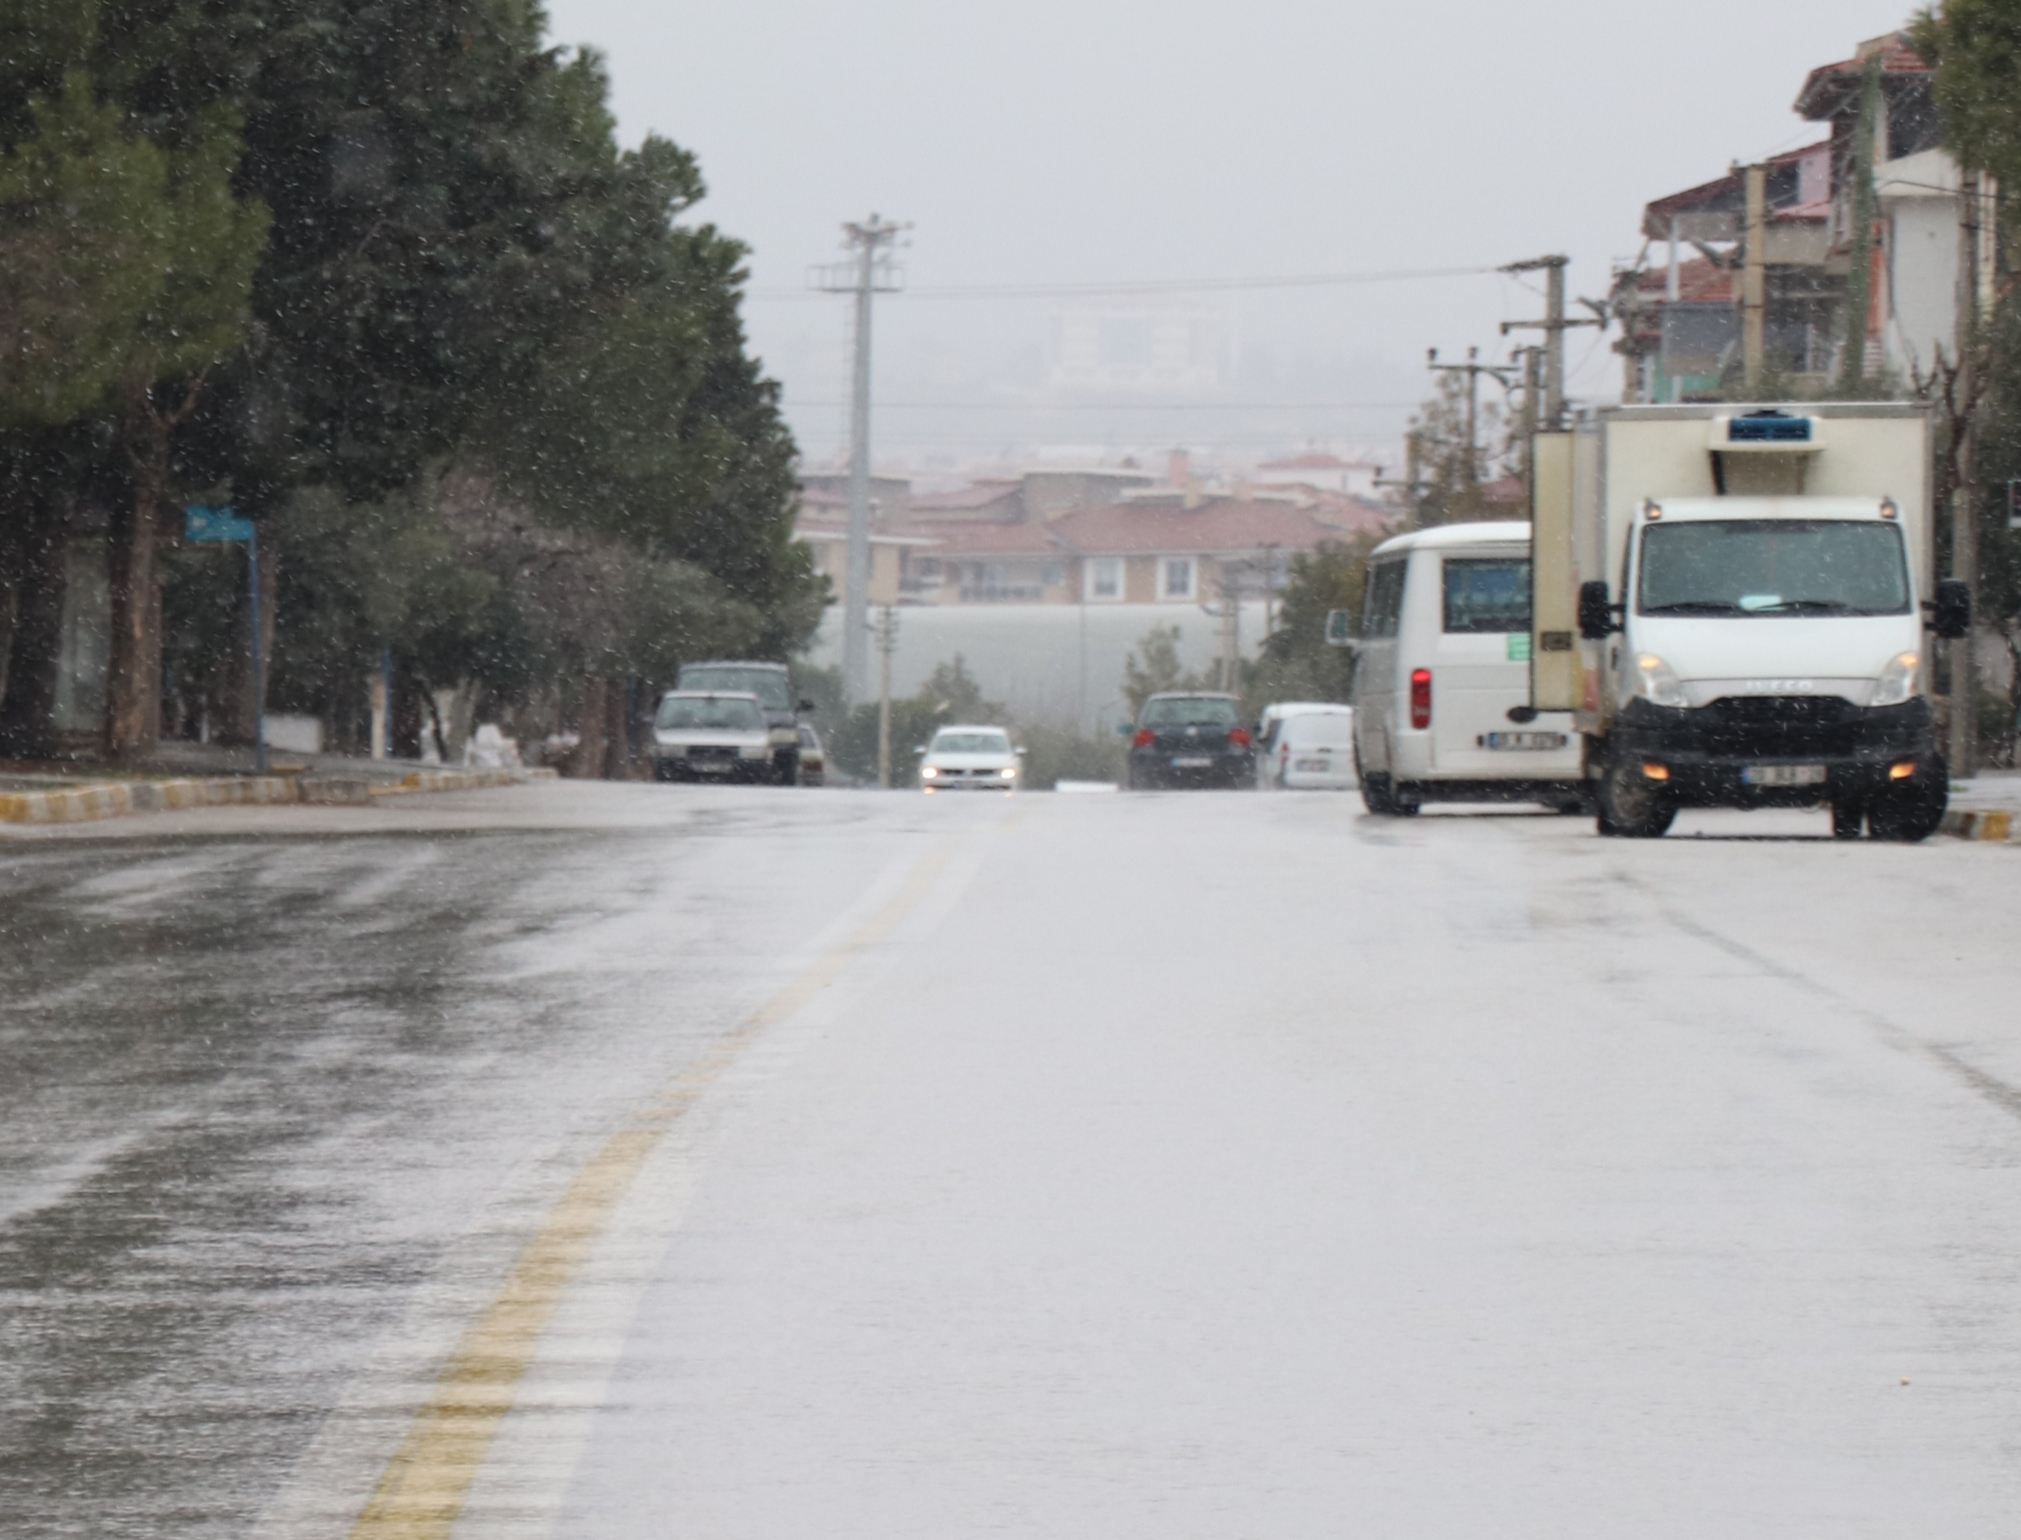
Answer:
[
  {"xmin": 1481, "ymin": 731, "xmax": 1567, "ymax": 751},
  {"xmin": 1293, "ymin": 758, "xmax": 1330, "ymax": 771},
  {"xmin": 1741, "ymin": 763, "xmax": 1827, "ymax": 787},
  {"xmin": 1171, "ymin": 756, "xmax": 1213, "ymax": 768}
]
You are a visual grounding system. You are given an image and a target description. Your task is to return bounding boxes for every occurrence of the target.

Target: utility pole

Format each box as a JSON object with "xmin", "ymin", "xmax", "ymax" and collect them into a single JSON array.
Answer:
[
  {"xmin": 1740, "ymin": 162, "xmax": 1768, "ymax": 393},
  {"xmin": 1500, "ymin": 254, "xmax": 1603, "ymax": 430},
  {"xmin": 815, "ymin": 214, "xmax": 906, "ymax": 703},
  {"xmin": 1949, "ymin": 168, "xmax": 1994, "ymax": 780},
  {"xmin": 1509, "ymin": 344, "xmax": 1544, "ymax": 504},
  {"xmin": 1373, "ymin": 429, "xmax": 1433, "ymax": 528},
  {"xmin": 1427, "ymin": 347, "xmax": 1515, "ymax": 518},
  {"xmin": 873, "ymin": 605, "xmax": 899, "ymax": 789}
]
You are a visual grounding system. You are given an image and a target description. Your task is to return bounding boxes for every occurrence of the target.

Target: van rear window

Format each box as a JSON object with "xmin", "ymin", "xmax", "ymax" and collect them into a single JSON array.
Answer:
[{"xmin": 1443, "ymin": 558, "xmax": 1530, "ymax": 633}]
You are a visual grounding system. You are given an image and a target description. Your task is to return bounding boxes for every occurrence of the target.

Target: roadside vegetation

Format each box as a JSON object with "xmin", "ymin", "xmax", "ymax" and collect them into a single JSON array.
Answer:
[{"xmin": 0, "ymin": 0, "xmax": 821, "ymax": 775}]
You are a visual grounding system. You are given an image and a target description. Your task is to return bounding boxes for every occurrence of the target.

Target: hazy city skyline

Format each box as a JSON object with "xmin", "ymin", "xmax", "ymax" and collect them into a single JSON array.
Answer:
[{"xmin": 544, "ymin": 0, "xmax": 1916, "ymax": 473}]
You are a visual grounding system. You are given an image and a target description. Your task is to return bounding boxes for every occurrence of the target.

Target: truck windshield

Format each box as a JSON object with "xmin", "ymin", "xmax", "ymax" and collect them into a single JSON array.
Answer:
[
  {"xmin": 676, "ymin": 665, "xmax": 792, "ymax": 709},
  {"xmin": 1638, "ymin": 520, "xmax": 1910, "ymax": 617}
]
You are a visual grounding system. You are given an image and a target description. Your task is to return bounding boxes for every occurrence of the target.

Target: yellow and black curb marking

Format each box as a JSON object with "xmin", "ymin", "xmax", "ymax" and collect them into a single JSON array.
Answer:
[{"xmin": 1941, "ymin": 808, "xmax": 2018, "ymax": 843}]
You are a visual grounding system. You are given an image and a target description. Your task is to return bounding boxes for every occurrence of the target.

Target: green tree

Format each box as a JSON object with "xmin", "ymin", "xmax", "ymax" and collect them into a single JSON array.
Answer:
[
  {"xmin": 1122, "ymin": 624, "xmax": 1213, "ymax": 717},
  {"xmin": 1249, "ymin": 535, "xmax": 1384, "ymax": 710},
  {"xmin": 1404, "ymin": 367, "xmax": 1514, "ymax": 525},
  {"xmin": 0, "ymin": 60, "xmax": 265, "ymax": 758},
  {"xmin": 1911, "ymin": 3, "xmax": 2021, "ymax": 199},
  {"xmin": 1909, "ymin": 4, "xmax": 2021, "ymax": 758}
]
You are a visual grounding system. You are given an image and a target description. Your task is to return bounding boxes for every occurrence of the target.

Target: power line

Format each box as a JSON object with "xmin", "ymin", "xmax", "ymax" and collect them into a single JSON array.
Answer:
[{"xmin": 749, "ymin": 263, "xmax": 1497, "ymax": 302}]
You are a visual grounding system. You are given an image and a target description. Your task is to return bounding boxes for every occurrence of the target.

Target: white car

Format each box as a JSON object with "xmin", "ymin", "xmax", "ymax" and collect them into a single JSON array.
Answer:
[
  {"xmin": 650, "ymin": 691, "xmax": 778, "ymax": 783},
  {"xmin": 1260, "ymin": 706, "xmax": 1357, "ymax": 790},
  {"xmin": 917, "ymin": 725, "xmax": 1022, "ymax": 792}
]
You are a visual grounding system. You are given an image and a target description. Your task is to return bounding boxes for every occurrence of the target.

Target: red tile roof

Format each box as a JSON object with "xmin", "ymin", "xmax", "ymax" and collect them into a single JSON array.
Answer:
[
  {"xmin": 1256, "ymin": 452, "xmax": 1378, "ymax": 471},
  {"xmin": 1641, "ymin": 141, "xmax": 1832, "ymax": 238},
  {"xmin": 911, "ymin": 480, "xmax": 1021, "ymax": 513},
  {"xmin": 1634, "ymin": 256, "xmax": 1736, "ymax": 305},
  {"xmin": 1795, "ymin": 34, "xmax": 1929, "ymax": 119},
  {"xmin": 1049, "ymin": 496, "xmax": 1388, "ymax": 555},
  {"xmin": 909, "ymin": 519, "xmax": 1060, "ymax": 555}
]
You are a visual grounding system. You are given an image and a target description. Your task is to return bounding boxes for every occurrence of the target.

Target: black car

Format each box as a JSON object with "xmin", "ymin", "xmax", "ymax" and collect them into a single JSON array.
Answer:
[{"xmin": 1125, "ymin": 692, "xmax": 1255, "ymax": 790}]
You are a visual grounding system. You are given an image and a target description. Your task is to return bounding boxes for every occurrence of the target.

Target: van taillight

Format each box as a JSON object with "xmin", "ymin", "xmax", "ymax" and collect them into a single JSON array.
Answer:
[{"xmin": 1410, "ymin": 669, "xmax": 1432, "ymax": 729}]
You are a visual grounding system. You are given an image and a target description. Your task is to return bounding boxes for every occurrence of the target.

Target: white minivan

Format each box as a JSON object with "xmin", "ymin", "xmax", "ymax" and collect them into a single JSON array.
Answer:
[{"xmin": 1349, "ymin": 522, "xmax": 1585, "ymax": 816}]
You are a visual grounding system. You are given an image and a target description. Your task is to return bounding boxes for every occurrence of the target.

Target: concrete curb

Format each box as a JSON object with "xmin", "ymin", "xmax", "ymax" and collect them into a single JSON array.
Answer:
[
  {"xmin": 370, "ymin": 768, "xmax": 521, "ymax": 797},
  {"xmin": 1941, "ymin": 807, "xmax": 2017, "ymax": 843},
  {"xmin": 0, "ymin": 767, "xmax": 554, "ymax": 826}
]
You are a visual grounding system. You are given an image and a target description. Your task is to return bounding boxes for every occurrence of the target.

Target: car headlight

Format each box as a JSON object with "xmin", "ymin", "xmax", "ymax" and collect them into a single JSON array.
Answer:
[
  {"xmin": 1872, "ymin": 650, "xmax": 1919, "ymax": 707},
  {"xmin": 1633, "ymin": 653, "xmax": 1691, "ymax": 709},
  {"xmin": 998, "ymin": 765, "xmax": 1016, "ymax": 778},
  {"xmin": 921, "ymin": 765, "xmax": 940, "ymax": 778}
]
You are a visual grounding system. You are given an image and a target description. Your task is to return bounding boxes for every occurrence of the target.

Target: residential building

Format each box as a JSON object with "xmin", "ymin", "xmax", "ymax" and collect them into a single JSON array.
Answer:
[
  {"xmin": 1612, "ymin": 31, "xmax": 1983, "ymax": 404},
  {"xmin": 1046, "ymin": 491, "xmax": 1386, "ymax": 608},
  {"xmin": 1613, "ymin": 141, "xmax": 1834, "ymax": 402},
  {"xmin": 793, "ymin": 490, "xmax": 934, "ymax": 609},
  {"xmin": 1794, "ymin": 32, "xmax": 1970, "ymax": 386}
]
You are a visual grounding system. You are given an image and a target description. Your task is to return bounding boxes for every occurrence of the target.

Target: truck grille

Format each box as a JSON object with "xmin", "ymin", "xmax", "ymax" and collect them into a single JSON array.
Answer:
[{"xmin": 1699, "ymin": 696, "xmax": 1857, "ymax": 758}]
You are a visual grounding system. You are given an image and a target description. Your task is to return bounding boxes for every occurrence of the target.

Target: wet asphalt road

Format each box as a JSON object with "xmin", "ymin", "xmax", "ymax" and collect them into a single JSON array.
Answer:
[{"xmin": 5, "ymin": 784, "xmax": 2021, "ymax": 1537}]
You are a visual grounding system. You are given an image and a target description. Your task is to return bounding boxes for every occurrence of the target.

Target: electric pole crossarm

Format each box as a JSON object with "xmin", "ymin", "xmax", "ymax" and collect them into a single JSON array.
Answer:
[{"xmin": 1498, "ymin": 254, "xmax": 1604, "ymax": 431}]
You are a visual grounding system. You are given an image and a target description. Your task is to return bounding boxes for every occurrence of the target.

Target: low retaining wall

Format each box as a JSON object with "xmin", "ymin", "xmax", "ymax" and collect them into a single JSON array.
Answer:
[{"xmin": 0, "ymin": 766, "xmax": 553, "ymax": 827}]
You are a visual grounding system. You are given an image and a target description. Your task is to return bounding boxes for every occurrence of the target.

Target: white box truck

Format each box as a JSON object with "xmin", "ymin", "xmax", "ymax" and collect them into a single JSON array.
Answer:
[{"xmin": 1529, "ymin": 403, "xmax": 1969, "ymax": 840}]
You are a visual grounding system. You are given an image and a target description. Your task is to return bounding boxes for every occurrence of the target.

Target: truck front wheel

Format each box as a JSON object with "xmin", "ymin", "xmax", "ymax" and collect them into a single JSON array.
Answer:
[
  {"xmin": 1596, "ymin": 759, "xmax": 1675, "ymax": 838},
  {"xmin": 1867, "ymin": 770, "xmax": 1946, "ymax": 843}
]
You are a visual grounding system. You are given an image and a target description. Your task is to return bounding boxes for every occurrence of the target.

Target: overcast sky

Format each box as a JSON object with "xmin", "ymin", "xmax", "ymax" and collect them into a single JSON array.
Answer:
[{"xmin": 543, "ymin": 0, "xmax": 1916, "ymax": 476}]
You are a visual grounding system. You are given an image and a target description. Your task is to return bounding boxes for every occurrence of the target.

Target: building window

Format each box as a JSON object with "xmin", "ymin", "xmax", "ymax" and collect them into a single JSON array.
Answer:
[
  {"xmin": 1085, "ymin": 557, "xmax": 1123, "ymax": 601},
  {"xmin": 1161, "ymin": 557, "xmax": 1196, "ymax": 600}
]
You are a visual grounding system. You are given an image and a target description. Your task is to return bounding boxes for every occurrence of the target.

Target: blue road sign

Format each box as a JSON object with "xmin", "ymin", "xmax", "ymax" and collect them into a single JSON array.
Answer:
[{"xmin": 185, "ymin": 504, "xmax": 255, "ymax": 542}]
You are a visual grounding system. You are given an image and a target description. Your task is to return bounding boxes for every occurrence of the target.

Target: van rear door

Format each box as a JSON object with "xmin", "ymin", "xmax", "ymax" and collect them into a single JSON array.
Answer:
[{"xmin": 1429, "ymin": 552, "xmax": 1565, "ymax": 774}]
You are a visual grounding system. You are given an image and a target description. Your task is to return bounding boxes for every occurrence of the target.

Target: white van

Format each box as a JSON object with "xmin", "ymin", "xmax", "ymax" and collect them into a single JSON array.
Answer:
[
  {"xmin": 1257, "ymin": 705, "xmax": 1356, "ymax": 790},
  {"xmin": 1350, "ymin": 522, "xmax": 1585, "ymax": 815}
]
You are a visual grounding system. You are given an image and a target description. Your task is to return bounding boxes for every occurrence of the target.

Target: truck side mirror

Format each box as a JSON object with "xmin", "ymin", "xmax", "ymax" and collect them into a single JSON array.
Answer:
[
  {"xmin": 1931, "ymin": 578, "xmax": 1971, "ymax": 640},
  {"xmin": 1323, "ymin": 608, "xmax": 1357, "ymax": 647},
  {"xmin": 1577, "ymin": 580, "xmax": 1617, "ymax": 640}
]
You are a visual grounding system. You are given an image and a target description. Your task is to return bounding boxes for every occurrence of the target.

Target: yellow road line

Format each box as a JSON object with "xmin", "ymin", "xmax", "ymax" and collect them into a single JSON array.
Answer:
[{"xmin": 349, "ymin": 838, "xmax": 955, "ymax": 1539}]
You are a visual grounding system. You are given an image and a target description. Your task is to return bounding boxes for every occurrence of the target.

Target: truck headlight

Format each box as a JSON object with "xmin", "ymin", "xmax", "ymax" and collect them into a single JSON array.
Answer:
[
  {"xmin": 1633, "ymin": 653, "xmax": 1690, "ymax": 709},
  {"xmin": 1872, "ymin": 651, "xmax": 1920, "ymax": 707}
]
